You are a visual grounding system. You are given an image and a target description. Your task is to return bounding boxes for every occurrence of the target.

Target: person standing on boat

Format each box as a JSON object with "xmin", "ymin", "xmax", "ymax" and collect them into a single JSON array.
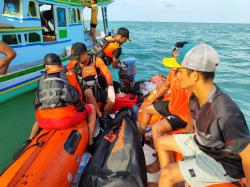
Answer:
[
  {"xmin": 0, "ymin": 41, "xmax": 16, "ymax": 75},
  {"xmin": 81, "ymin": 0, "xmax": 98, "ymax": 44},
  {"xmin": 93, "ymin": 27, "xmax": 131, "ymax": 69},
  {"xmin": 140, "ymin": 42, "xmax": 192, "ymax": 173},
  {"xmin": 157, "ymin": 43, "xmax": 250, "ymax": 187},
  {"xmin": 33, "ymin": 53, "xmax": 96, "ymax": 146}
]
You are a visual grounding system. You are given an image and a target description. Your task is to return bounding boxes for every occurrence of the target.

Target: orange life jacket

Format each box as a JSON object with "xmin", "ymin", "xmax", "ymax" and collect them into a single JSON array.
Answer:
[
  {"xmin": 103, "ymin": 36, "xmax": 120, "ymax": 58},
  {"xmin": 81, "ymin": 62, "xmax": 98, "ymax": 87}
]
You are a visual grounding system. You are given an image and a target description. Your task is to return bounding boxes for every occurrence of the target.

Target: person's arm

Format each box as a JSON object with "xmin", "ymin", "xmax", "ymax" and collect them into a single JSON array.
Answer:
[
  {"xmin": 220, "ymin": 114, "xmax": 250, "ymax": 186},
  {"xmin": 147, "ymin": 78, "xmax": 170, "ymax": 103},
  {"xmin": 0, "ymin": 41, "xmax": 16, "ymax": 62},
  {"xmin": 240, "ymin": 144, "xmax": 250, "ymax": 186},
  {"xmin": 111, "ymin": 47, "xmax": 122, "ymax": 69},
  {"xmin": 0, "ymin": 41, "xmax": 16, "ymax": 72},
  {"xmin": 29, "ymin": 121, "xmax": 40, "ymax": 139},
  {"xmin": 96, "ymin": 57, "xmax": 113, "ymax": 86},
  {"xmin": 80, "ymin": 0, "xmax": 92, "ymax": 8}
]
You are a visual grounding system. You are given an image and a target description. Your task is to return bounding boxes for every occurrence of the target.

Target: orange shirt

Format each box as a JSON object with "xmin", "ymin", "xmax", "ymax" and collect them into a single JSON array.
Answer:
[
  {"xmin": 95, "ymin": 57, "xmax": 113, "ymax": 85},
  {"xmin": 67, "ymin": 60, "xmax": 78, "ymax": 71},
  {"xmin": 167, "ymin": 70, "xmax": 191, "ymax": 123}
]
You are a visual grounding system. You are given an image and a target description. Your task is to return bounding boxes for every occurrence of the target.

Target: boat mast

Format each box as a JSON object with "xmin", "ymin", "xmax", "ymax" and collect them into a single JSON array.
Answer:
[{"xmin": 101, "ymin": 6, "xmax": 109, "ymax": 36}]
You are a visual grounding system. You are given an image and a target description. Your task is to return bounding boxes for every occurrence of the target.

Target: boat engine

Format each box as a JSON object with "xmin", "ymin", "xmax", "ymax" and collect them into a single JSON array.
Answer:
[{"xmin": 118, "ymin": 58, "xmax": 136, "ymax": 93}]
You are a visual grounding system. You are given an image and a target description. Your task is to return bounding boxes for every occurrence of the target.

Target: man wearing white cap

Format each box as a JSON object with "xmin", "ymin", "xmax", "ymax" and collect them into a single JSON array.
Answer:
[{"xmin": 157, "ymin": 43, "xmax": 250, "ymax": 187}]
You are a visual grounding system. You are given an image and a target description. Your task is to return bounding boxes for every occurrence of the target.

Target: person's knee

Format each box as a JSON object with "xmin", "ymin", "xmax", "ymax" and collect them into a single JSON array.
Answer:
[
  {"xmin": 84, "ymin": 89, "xmax": 95, "ymax": 100},
  {"xmin": 106, "ymin": 98, "xmax": 115, "ymax": 107},
  {"xmin": 152, "ymin": 122, "xmax": 163, "ymax": 137},
  {"xmin": 142, "ymin": 105, "xmax": 154, "ymax": 114},
  {"xmin": 88, "ymin": 103, "xmax": 95, "ymax": 110},
  {"xmin": 88, "ymin": 104, "xmax": 96, "ymax": 114},
  {"xmin": 160, "ymin": 166, "xmax": 177, "ymax": 186}
]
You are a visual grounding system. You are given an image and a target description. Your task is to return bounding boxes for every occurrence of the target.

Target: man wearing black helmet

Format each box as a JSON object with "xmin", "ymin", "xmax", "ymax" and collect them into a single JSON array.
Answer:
[
  {"xmin": 29, "ymin": 53, "xmax": 96, "ymax": 147},
  {"xmin": 93, "ymin": 27, "xmax": 131, "ymax": 69}
]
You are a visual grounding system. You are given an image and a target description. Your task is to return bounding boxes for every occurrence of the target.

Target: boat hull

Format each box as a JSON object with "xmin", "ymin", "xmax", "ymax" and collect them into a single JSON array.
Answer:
[
  {"xmin": 0, "ymin": 57, "xmax": 69, "ymax": 104},
  {"xmin": 0, "ymin": 122, "xmax": 89, "ymax": 187}
]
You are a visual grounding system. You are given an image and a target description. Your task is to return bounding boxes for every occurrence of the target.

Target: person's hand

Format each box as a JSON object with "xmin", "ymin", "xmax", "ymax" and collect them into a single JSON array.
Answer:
[{"xmin": 181, "ymin": 123, "xmax": 194, "ymax": 134}]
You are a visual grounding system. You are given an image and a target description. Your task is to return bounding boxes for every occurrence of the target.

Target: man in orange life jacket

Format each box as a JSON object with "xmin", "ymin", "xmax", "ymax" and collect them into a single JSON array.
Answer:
[
  {"xmin": 68, "ymin": 42, "xmax": 115, "ymax": 123},
  {"xmin": 32, "ymin": 53, "xmax": 96, "ymax": 146},
  {"xmin": 96, "ymin": 27, "xmax": 131, "ymax": 69}
]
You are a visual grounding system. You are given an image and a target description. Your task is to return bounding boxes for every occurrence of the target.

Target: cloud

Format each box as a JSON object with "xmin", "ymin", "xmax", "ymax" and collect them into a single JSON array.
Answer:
[{"xmin": 161, "ymin": 0, "xmax": 176, "ymax": 7}]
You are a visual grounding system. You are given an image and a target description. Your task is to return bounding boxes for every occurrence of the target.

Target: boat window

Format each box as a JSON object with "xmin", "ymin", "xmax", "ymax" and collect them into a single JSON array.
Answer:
[
  {"xmin": 70, "ymin": 8, "xmax": 76, "ymax": 23},
  {"xmin": 2, "ymin": 34, "xmax": 19, "ymax": 45},
  {"xmin": 28, "ymin": 1, "xmax": 37, "ymax": 17},
  {"xmin": 17, "ymin": 34, "xmax": 21, "ymax": 43},
  {"xmin": 24, "ymin": 34, "xmax": 27, "ymax": 42},
  {"xmin": 57, "ymin": 7, "xmax": 67, "ymax": 27},
  {"xmin": 28, "ymin": 32, "xmax": 41, "ymax": 43},
  {"xmin": 76, "ymin": 8, "xmax": 81, "ymax": 23},
  {"xmin": 40, "ymin": 4, "xmax": 56, "ymax": 42},
  {"xmin": 3, "ymin": 0, "xmax": 20, "ymax": 17}
]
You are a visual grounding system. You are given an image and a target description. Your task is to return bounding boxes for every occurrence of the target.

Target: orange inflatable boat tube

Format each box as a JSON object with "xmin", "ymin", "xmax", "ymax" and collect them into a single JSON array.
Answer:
[{"xmin": 0, "ymin": 121, "xmax": 89, "ymax": 187}]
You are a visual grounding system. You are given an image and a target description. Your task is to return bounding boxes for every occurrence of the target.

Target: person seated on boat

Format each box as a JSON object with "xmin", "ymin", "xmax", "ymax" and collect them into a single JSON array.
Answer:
[
  {"xmin": 67, "ymin": 42, "xmax": 86, "ymax": 76},
  {"xmin": 73, "ymin": 43, "xmax": 115, "ymax": 123},
  {"xmin": 0, "ymin": 41, "xmax": 16, "ymax": 75},
  {"xmin": 93, "ymin": 27, "xmax": 131, "ymax": 69},
  {"xmin": 140, "ymin": 42, "xmax": 193, "ymax": 174},
  {"xmin": 81, "ymin": 0, "xmax": 98, "ymax": 44},
  {"xmin": 40, "ymin": 9, "xmax": 54, "ymax": 34},
  {"xmin": 155, "ymin": 43, "xmax": 250, "ymax": 187},
  {"xmin": 33, "ymin": 53, "xmax": 96, "ymax": 146}
]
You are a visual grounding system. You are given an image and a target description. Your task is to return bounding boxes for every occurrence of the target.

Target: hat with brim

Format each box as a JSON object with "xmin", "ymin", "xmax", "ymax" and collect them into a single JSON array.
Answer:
[
  {"xmin": 162, "ymin": 43, "xmax": 196, "ymax": 69},
  {"xmin": 117, "ymin": 27, "xmax": 131, "ymax": 42},
  {"xmin": 162, "ymin": 57, "xmax": 183, "ymax": 68},
  {"xmin": 162, "ymin": 43, "xmax": 219, "ymax": 72}
]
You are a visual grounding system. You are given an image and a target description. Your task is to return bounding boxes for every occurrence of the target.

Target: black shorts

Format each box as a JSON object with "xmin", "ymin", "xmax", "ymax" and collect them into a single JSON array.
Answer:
[
  {"xmin": 98, "ymin": 75, "xmax": 108, "ymax": 89},
  {"xmin": 90, "ymin": 23, "xmax": 97, "ymax": 28},
  {"xmin": 97, "ymin": 88, "xmax": 107, "ymax": 102},
  {"xmin": 153, "ymin": 101, "xmax": 187, "ymax": 131}
]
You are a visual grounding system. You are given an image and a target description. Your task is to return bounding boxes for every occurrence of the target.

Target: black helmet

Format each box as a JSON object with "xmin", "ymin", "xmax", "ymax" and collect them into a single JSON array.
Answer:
[
  {"xmin": 44, "ymin": 53, "xmax": 62, "ymax": 66},
  {"xmin": 117, "ymin": 27, "xmax": 130, "ymax": 40},
  {"xmin": 71, "ymin": 42, "xmax": 87, "ymax": 57}
]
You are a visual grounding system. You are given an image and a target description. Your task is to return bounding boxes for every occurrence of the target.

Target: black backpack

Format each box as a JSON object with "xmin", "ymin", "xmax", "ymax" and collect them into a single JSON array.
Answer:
[{"xmin": 79, "ymin": 108, "xmax": 147, "ymax": 187}]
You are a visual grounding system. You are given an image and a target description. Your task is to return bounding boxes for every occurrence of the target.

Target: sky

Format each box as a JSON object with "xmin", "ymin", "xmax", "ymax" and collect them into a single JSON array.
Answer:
[{"xmin": 102, "ymin": 0, "xmax": 250, "ymax": 23}]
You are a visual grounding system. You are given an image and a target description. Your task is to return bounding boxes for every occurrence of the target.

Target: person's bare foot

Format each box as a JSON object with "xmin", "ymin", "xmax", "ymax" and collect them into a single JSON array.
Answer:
[
  {"xmin": 147, "ymin": 182, "xmax": 158, "ymax": 187},
  {"xmin": 147, "ymin": 158, "xmax": 160, "ymax": 173}
]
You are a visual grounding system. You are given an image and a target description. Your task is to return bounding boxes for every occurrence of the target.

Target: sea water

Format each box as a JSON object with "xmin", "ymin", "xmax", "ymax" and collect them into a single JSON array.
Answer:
[{"xmin": 0, "ymin": 21, "xmax": 249, "ymax": 172}]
